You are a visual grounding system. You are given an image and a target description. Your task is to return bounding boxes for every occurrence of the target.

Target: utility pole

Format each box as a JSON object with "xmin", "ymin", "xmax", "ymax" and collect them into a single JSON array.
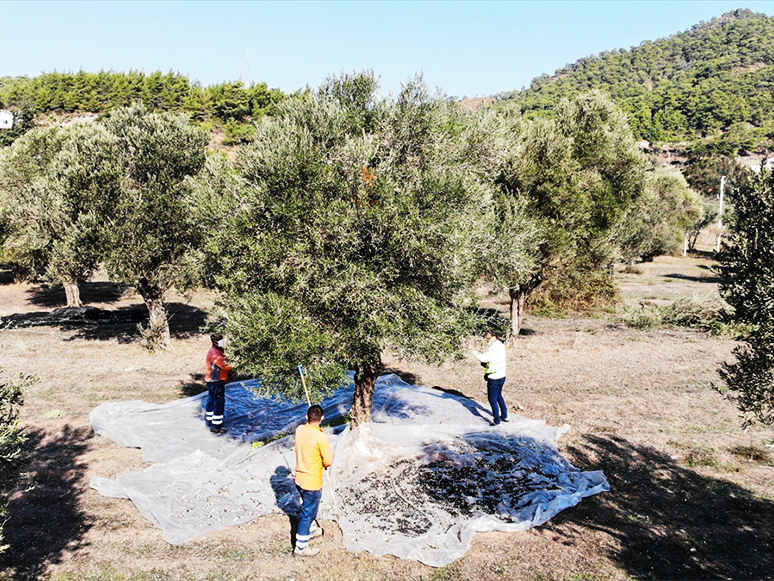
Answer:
[{"xmin": 716, "ymin": 175, "xmax": 726, "ymax": 253}]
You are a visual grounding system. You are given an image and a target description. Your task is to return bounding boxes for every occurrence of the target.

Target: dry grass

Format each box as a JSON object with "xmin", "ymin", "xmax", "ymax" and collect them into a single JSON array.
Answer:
[{"xmin": 1, "ymin": 255, "xmax": 774, "ymax": 581}]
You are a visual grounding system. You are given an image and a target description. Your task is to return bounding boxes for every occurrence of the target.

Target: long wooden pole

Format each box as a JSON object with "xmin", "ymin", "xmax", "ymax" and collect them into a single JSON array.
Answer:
[
  {"xmin": 297, "ymin": 365, "xmax": 340, "ymax": 520},
  {"xmin": 297, "ymin": 365, "xmax": 312, "ymax": 407}
]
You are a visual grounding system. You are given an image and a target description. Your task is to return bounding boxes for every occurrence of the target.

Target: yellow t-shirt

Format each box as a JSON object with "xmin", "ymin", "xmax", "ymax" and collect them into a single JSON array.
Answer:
[{"xmin": 294, "ymin": 423, "xmax": 333, "ymax": 491}]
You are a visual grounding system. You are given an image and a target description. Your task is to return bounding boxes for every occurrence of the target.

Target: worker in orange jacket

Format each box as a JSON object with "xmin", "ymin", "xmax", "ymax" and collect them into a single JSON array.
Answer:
[{"xmin": 205, "ymin": 333, "xmax": 234, "ymax": 434}]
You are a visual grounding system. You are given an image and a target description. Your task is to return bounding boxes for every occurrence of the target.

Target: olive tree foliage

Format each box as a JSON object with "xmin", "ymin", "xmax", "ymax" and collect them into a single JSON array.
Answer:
[
  {"xmin": 0, "ymin": 370, "xmax": 37, "ymax": 554},
  {"xmin": 496, "ymin": 91, "xmax": 650, "ymax": 335},
  {"xmin": 469, "ymin": 110, "xmax": 544, "ymax": 336},
  {"xmin": 192, "ymin": 72, "xmax": 495, "ymax": 424},
  {"xmin": 0, "ymin": 123, "xmax": 121, "ymax": 304},
  {"xmin": 717, "ymin": 169, "xmax": 774, "ymax": 425},
  {"xmin": 103, "ymin": 103, "xmax": 207, "ymax": 350},
  {"xmin": 682, "ymin": 156, "xmax": 746, "ymax": 251},
  {"xmin": 611, "ymin": 166, "xmax": 703, "ymax": 263}
]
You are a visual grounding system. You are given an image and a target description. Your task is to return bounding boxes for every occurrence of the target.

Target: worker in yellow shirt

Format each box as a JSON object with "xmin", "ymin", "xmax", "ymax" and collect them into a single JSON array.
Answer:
[{"xmin": 293, "ymin": 404, "xmax": 333, "ymax": 557}]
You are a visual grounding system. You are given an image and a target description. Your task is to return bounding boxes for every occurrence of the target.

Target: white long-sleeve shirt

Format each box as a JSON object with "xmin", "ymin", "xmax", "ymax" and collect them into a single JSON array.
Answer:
[{"xmin": 473, "ymin": 339, "xmax": 507, "ymax": 379}]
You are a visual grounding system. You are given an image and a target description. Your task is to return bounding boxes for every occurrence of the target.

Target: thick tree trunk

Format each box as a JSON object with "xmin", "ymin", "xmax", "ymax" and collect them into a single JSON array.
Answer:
[
  {"xmin": 351, "ymin": 358, "xmax": 382, "ymax": 426},
  {"xmin": 509, "ymin": 287, "xmax": 525, "ymax": 340},
  {"xmin": 688, "ymin": 230, "xmax": 701, "ymax": 252},
  {"xmin": 508, "ymin": 275, "xmax": 541, "ymax": 342},
  {"xmin": 63, "ymin": 281, "xmax": 82, "ymax": 308},
  {"xmin": 137, "ymin": 281, "xmax": 172, "ymax": 351}
]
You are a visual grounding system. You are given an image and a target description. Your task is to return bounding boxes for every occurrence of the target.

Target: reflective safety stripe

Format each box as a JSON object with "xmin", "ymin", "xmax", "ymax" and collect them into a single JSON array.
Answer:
[
  {"xmin": 296, "ymin": 533, "xmax": 310, "ymax": 550},
  {"xmin": 205, "ymin": 412, "xmax": 213, "ymax": 419}
]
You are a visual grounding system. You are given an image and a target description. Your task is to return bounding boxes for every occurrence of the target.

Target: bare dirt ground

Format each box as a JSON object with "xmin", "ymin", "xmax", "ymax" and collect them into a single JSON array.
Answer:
[{"xmin": 1, "ymin": 252, "xmax": 773, "ymax": 581}]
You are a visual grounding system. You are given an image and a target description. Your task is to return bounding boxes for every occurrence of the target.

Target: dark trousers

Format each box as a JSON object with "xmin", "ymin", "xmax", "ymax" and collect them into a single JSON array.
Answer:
[
  {"xmin": 205, "ymin": 380, "xmax": 225, "ymax": 426},
  {"xmin": 295, "ymin": 484, "xmax": 322, "ymax": 551},
  {"xmin": 486, "ymin": 376, "xmax": 508, "ymax": 424}
]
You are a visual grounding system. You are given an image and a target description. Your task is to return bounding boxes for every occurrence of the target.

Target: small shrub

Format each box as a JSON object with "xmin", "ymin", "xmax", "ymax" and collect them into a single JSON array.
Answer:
[
  {"xmin": 619, "ymin": 293, "xmax": 734, "ymax": 335},
  {"xmin": 530, "ymin": 266, "xmax": 618, "ymax": 315},
  {"xmin": 623, "ymin": 265, "xmax": 643, "ymax": 275},
  {"xmin": 619, "ymin": 303, "xmax": 663, "ymax": 330},
  {"xmin": 530, "ymin": 306, "xmax": 571, "ymax": 319},
  {"xmin": 729, "ymin": 444, "xmax": 772, "ymax": 463},
  {"xmin": 222, "ymin": 119, "xmax": 256, "ymax": 145},
  {"xmin": 685, "ymin": 446, "xmax": 719, "ymax": 468}
]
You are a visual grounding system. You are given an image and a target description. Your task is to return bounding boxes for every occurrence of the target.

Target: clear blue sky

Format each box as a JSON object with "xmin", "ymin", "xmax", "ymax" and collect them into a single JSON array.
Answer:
[{"xmin": 3, "ymin": 1, "xmax": 774, "ymax": 98}]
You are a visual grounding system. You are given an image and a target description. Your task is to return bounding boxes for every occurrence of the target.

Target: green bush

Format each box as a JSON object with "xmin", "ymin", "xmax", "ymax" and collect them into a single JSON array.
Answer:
[
  {"xmin": 530, "ymin": 267, "xmax": 618, "ymax": 314},
  {"xmin": 619, "ymin": 293, "xmax": 736, "ymax": 335},
  {"xmin": 0, "ymin": 370, "xmax": 37, "ymax": 553},
  {"xmin": 222, "ymin": 119, "xmax": 256, "ymax": 145}
]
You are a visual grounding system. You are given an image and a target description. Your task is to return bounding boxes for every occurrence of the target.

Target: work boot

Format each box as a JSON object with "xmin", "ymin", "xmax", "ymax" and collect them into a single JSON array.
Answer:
[
  {"xmin": 293, "ymin": 546, "xmax": 320, "ymax": 557},
  {"xmin": 309, "ymin": 519, "xmax": 323, "ymax": 539},
  {"xmin": 210, "ymin": 426, "xmax": 226, "ymax": 434}
]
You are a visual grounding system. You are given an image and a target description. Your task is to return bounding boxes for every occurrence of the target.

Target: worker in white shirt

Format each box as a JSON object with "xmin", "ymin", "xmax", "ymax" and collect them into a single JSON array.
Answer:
[{"xmin": 472, "ymin": 331, "xmax": 509, "ymax": 426}]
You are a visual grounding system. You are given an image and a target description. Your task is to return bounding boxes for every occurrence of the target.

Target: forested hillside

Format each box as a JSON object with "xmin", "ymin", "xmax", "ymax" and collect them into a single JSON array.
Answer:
[
  {"xmin": 500, "ymin": 9, "xmax": 774, "ymax": 156},
  {"xmin": 0, "ymin": 71, "xmax": 288, "ymax": 146},
  {"xmin": 0, "ymin": 71, "xmax": 287, "ymax": 119}
]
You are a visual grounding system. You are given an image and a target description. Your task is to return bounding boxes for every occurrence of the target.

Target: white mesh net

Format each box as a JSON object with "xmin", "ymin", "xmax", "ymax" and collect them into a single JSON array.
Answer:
[{"xmin": 90, "ymin": 374, "xmax": 608, "ymax": 566}]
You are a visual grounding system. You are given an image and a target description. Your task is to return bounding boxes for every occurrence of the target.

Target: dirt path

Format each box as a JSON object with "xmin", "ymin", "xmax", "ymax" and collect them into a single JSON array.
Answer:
[{"xmin": 1, "ymin": 255, "xmax": 773, "ymax": 581}]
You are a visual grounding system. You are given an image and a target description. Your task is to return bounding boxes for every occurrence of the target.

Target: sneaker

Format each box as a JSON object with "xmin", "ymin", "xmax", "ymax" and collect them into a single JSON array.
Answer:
[
  {"xmin": 501, "ymin": 417, "xmax": 510, "ymax": 423},
  {"xmin": 309, "ymin": 526, "xmax": 323, "ymax": 540},
  {"xmin": 293, "ymin": 546, "xmax": 320, "ymax": 557},
  {"xmin": 489, "ymin": 421, "xmax": 500, "ymax": 426}
]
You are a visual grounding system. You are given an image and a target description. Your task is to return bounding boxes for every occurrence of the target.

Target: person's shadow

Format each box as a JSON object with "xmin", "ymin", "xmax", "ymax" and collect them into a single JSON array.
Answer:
[{"xmin": 270, "ymin": 466, "xmax": 301, "ymax": 549}]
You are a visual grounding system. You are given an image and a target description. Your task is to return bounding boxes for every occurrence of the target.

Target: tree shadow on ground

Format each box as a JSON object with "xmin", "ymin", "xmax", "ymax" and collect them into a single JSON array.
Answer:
[
  {"xmin": 68, "ymin": 302, "xmax": 207, "ymax": 342},
  {"xmin": 179, "ymin": 373, "xmax": 207, "ymax": 398},
  {"xmin": 663, "ymin": 272, "xmax": 723, "ymax": 284},
  {"xmin": 0, "ymin": 269, "xmax": 15, "ymax": 285},
  {"xmin": 552, "ymin": 434, "xmax": 774, "ymax": 580},
  {"xmin": 382, "ymin": 367, "xmax": 421, "ymax": 385},
  {"xmin": 691, "ymin": 250, "xmax": 717, "ymax": 261},
  {"xmin": 0, "ymin": 425, "xmax": 92, "ymax": 580},
  {"xmin": 1, "ymin": 302, "xmax": 207, "ymax": 344},
  {"xmin": 430, "ymin": 384, "xmax": 472, "ymax": 400},
  {"xmin": 25, "ymin": 281, "xmax": 126, "ymax": 307}
]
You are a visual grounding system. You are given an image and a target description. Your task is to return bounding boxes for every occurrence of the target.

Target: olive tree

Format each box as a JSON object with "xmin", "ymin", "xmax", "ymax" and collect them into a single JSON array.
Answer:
[
  {"xmin": 496, "ymin": 91, "xmax": 650, "ymax": 335},
  {"xmin": 611, "ymin": 166, "xmax": 703, "ymax": 263},
  {"xmin": 718, "ymin": 169, "xmax": 774, "ymax": 425},
  {"xmin": 104, "ymin": 103, "xmax": 207, "ymax": 349},
  {"xmin": 0, "ymin": 123, "xmax": 121, "ymax": 304},
  {"xmin": 193, "ymin": 73, "xmax": 493, "ymax": 424}
]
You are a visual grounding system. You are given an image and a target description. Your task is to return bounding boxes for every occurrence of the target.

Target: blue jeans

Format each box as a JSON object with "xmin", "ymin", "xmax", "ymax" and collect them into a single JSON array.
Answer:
[
  {"xmin": 205, "ymin": 381, "xmax": 225, "ymax": 426},
  {"xmin": 295, "ymin": 485, "xmax": 322, "ymax": 551},
  {"xmin": 487, "ymin": 376, "xmax": 508, "ymax": 424}
]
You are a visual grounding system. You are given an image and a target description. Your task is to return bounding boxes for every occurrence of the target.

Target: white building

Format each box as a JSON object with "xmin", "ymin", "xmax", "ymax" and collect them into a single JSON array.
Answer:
[{"xmin": 0, "ymin": 110, "xmax": 13, "ymax": 129}]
